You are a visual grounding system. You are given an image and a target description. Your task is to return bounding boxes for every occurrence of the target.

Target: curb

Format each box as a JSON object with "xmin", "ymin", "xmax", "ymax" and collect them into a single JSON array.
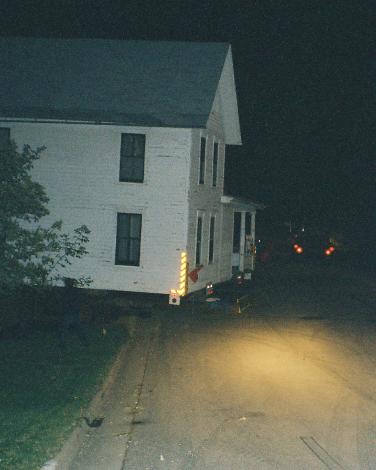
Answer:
[{"xmin": 41, "ymin": 315, "xmax": 138, "ymax": 470}]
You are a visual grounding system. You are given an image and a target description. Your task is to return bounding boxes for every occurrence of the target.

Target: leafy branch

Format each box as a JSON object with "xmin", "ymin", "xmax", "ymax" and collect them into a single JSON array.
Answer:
[{"xmin": 0, "ymin": 142, "xmax": 91, "ymax": 292}]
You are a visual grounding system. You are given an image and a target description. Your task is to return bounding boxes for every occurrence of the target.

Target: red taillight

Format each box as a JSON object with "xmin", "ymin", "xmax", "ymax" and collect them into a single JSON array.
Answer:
[
  {"xmin": 325, "ymin": 249, "xmax": 331, "ymax": 256},
  {"xmin": 329, "ymin": 246, "xmax": 335, "ymax": 252},
  {"xmin": 296, "ymin": 246, "xmax": 303, "ymax": 254}
]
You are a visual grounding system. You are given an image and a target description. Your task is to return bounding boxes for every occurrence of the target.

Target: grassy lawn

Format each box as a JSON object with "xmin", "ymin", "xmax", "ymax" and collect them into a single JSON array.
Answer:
[{"xmin": 0, "ymin": 318, "xmax": 128, "ymax": 470}]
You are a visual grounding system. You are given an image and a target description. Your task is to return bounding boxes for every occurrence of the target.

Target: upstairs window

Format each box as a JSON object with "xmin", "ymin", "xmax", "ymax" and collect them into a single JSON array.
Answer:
[
  {"xmin": 195, "ymin": 215, "xmax": 203, "ymax": 265},
  {"xmin": 115, "ymin": 213, "xmax": 142, "ymax": 266},
  {"xmin": 208, "ymin": 216, "xmax": 215, "ymax": 264},
  {"xmin": 0, "ymin": 128, "xmax": 10, "ymax": 151},
  {"xmin": 119, "ymin": 133, "xmax": 145, "ymax": 183},
  {"xmin": 199, "ymin": 137, "xmax": 206, "ymax": 184},
  {"xmin": 212, "ymin": 141, "xmax": 218, "ymax": 187}
]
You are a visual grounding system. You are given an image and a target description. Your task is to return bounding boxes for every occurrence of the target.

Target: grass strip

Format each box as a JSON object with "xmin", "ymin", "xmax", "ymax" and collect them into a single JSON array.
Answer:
[{"xmin": 0, "ymin": 322, "xmax": 127, "ymax": 470}]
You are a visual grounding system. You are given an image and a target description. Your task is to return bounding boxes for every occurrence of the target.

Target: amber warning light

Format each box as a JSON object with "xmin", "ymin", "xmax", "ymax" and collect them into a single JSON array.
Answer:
[{"xmin": 169, "ymin": 251, "xmax": 188, "ymax": 306}]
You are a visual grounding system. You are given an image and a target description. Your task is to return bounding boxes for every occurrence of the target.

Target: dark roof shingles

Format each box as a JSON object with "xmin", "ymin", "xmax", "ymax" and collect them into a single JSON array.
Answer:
[{"xmin": 0, "ymin": 38, "xmax": 229, "ymax": 128}]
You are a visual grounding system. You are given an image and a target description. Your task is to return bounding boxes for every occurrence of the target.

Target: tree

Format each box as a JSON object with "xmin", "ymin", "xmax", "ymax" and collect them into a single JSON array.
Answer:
[{"xmin": 0, "ymin": 141, "xmax": 91, "ymax": 291}]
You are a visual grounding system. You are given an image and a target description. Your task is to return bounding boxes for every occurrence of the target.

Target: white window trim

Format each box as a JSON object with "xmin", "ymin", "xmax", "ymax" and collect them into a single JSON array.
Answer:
[
  {"xmin": 212, "ymin": 137, "xmax": 219, "ymax": 187},
  {"xmin": 195, "ymin": 210, "xmax": 205, "ymax": 266},
  {"xmin": 113, "ymin": 208, "xmax": 145, "ymax": 268},
  {"xmin": 208, "ymin": 213, "xmax": 216, "ymax": 264},
  {"xmin": 198, "ymin": 135, "xmax": 207, "ymax": 185},
  {"xmin": 221, "ymin": 141, "xmax": 226, "ymax": 186},
  {"xmin": 118, "ymin": 132, "xmax": 148, "ymax": 184}
]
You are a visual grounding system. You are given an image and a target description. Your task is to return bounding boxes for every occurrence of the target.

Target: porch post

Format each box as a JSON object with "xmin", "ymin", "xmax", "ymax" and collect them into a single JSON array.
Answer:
[
  {"xmin": 250, "ymin": 211, "xmax": 256, "ymax": 270},
  {"xmin": 239, "ymin": 211, "xmax": 246, "ymax": 272}
]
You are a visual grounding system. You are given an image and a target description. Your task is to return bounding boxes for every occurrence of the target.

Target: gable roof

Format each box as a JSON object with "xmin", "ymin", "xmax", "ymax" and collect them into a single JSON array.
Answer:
[{"xmin": 0, "ymin": 37, "xmax": 241, "ymax": 143}]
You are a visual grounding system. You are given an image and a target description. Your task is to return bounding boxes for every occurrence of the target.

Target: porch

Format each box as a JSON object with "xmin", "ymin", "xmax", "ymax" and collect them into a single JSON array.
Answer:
[{"xmin": 221, "ymin": 195, "xmax": 265, "ymax": 279}]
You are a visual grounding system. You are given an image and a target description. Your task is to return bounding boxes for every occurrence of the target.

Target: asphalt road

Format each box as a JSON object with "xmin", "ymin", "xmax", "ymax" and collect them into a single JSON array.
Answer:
[{"xmin": 70, "ymin": 259, "xmax": 376, "ymax": 469}]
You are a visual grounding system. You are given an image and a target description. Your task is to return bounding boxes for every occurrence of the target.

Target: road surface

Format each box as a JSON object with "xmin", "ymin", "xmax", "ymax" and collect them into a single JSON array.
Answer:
[{"xmin": 71, "ymin": 260, "xmax": 376, "ymax": 469}]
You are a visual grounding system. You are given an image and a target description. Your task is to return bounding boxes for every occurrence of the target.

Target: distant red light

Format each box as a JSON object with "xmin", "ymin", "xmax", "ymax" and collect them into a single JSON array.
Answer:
[
  {"xmin": 329, "ymin": 246, "xmax": 335, "ymax": 252},
  {"xmin": 296, "ymin": 246, "xmax": 303, "ymax": 254},
  {"xmin": 325, "ymin": 249, "xmax": 331, "ymax": 256},
  {"xmin": 293, "ymin": 244, "xmax": 299, "ymax": 249}
]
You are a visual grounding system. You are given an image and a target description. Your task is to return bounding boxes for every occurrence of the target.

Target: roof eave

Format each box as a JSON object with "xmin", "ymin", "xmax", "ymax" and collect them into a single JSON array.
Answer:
[{"xmin": 221, "ymin": 195, "xmax": 266, "ymax": 211}]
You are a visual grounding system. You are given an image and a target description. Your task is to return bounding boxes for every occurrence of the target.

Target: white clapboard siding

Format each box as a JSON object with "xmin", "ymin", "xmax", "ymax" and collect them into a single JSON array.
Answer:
[
  {"xmin": 185, "ymin": 75, "xmax": 234, "ymax": 292},
  {"xmin": 184, "ymin": 48, "xmax": 239, "ymax": 291},
  {"xmin": 4, "ymin": 122, "xmax": 191, "ymax": 293},
  {"xmin": 0, "ymin": 44, "xmax": 245, "ymax": 295}
]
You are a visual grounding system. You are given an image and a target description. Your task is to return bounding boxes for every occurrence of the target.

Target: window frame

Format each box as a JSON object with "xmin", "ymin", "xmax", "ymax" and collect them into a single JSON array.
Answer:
[
  {"xmin": 195, "ymin": 214, "xmax": 203, "ymax": 266},
  {"xmin": 119, "ymin": 133, "xmax": 146, "ymax": 183},
  {"xmin": 198, "ymin": 136, "xmax": 206, "ymax": 184},
  {"xmin": 115, "ymin": 213, "xmax": 142, "ymax": 266},
  {"xmin": 208, "ymin": 215, "xmax": 215, "ymax": 264},
  {"xmin": 212, "ymin": 140, "xmax": 218, "ymax": 187},
  {"xmin": 221, "ymin": 142, "xmax": 226, "ymax": 186}
]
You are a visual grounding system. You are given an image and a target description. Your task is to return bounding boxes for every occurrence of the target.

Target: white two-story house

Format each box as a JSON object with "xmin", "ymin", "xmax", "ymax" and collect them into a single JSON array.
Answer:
[{"xmin": 0, "ymin": 37, "xmax": 263, "ymax": 296}]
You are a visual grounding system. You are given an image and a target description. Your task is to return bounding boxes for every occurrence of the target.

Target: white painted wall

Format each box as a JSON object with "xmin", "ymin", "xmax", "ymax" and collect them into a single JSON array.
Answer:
[
  {"xmin": 2, "ymin": 121, "xmax": 191, "ymax": 293},
  {"xmin": 0, "ymin": 56, "xmax": 242, "ymax": 295},
  {"xmin": 208, "ymin": 46, "xmax": 241, "ymax": 146},
  {"xmin": 185, "ymin": 81, "xmax": 235, "ymax": 292}
]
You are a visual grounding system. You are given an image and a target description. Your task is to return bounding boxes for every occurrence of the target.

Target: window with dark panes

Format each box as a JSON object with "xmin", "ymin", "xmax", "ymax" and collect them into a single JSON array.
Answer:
[
  {"xmin": 119, "ymin": 133, "xmax": 145, "ymax": 183},
  {"xmin": 195, "ymin": 215, "xmax": 203, "ymax": 265},
  {"xmin": 0, "ymin": 128, "xmax": 10, "ymax": 151},
  {"xmin": 208, "ymin": 216, "xmax": 215, "ymax": 264},
  {"xmin": 199, "ymin": 137, "xmax": 206, "ymax": 184},
  {"xmin": 233, "ymin": 212, "xmax": 241, "ymax": 253},
  {"xmin": 115, "ymin": 213, "xmax": 142, "ymax": 266},
  {"xmin": 212, "ymin": 141, "xmax": 218, "ymax": 187}
]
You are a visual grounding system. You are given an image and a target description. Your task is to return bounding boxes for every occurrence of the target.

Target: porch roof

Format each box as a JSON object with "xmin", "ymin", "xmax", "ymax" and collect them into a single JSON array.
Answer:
[{"xmin": 221, "ymin": 195, "xmax": 266, "ymax": 212}]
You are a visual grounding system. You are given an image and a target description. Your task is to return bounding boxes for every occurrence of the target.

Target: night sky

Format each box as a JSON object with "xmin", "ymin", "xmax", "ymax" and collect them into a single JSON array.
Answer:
[{"xmin": 1, "ymin": 0, "xmax": 375, "ymax": 242}]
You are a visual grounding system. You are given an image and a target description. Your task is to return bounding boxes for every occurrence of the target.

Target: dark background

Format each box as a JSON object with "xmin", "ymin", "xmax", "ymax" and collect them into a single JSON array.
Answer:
[{"xmin": 1, "ymin": 0, "xmax": 375, "ymax": 245}]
